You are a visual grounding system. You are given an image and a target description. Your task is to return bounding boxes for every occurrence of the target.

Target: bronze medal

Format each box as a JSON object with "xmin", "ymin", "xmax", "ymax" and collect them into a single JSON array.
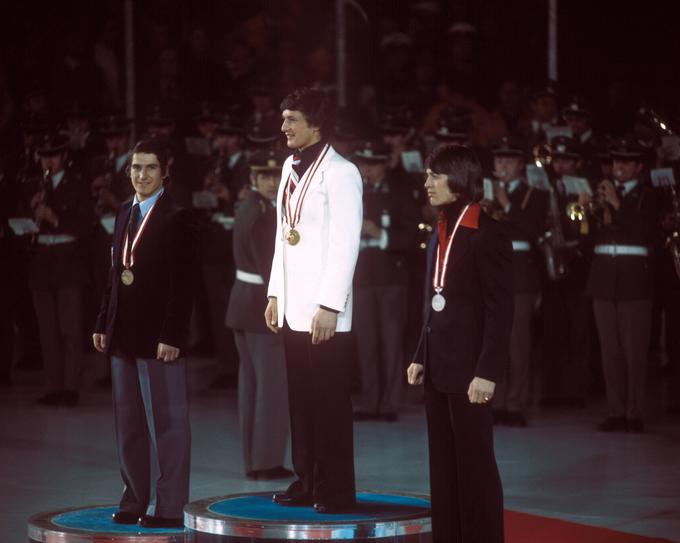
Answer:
[
  {"xmin": 121, "ymin": 269, "xmax": 134, "ymax": 286},
  {"xmin": 286, "ymin": 227, "xmax": 301, "ymax": 246}
]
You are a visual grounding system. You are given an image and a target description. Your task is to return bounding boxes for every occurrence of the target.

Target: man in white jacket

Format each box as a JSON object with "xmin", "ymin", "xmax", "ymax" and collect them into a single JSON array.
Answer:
[{"xmin": 265, "ymin": 87, "xmax": 362, "ymax": 513}]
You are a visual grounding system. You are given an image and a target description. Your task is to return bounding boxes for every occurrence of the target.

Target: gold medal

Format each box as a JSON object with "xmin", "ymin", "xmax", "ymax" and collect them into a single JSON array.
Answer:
[
  {"xmin": 121, "ymin": 269, "xmax": 134, "ymax": 286},
  {"xmin": 286, "ymin": 227, "xmax": 301, "ymax": 246}
]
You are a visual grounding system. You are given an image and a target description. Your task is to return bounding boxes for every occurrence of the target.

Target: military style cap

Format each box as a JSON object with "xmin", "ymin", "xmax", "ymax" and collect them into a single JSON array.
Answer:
[
  {"xmin": 530, "ymin": 80, "xmax": 559, "ymax": 101},
  {"xmin": 216, "ymin": 113, "xmax": 245, "ymax": 135},
  {"xmin": 145, "ymin": 104, "xmax": 174, "ymax": 126},
  {"xmin": 354, "ymin": 141, "xmax": 390, "ymax": 161},
  {"xmin": 99, "ymin": 114, "xmax": 132, "ymax": 135},
  {"xmin": 492, "ymin": 136, "xmax": 526, "ymax": 158},
  {"xmin": 249, "ymin": 148, "xmax": 286, "ymax": 171},
  {"xmin": 562, "ymin": 96, "xmax": 592, "ymax": 118},
  {"xmin": 551, "ymin": 136, "xmax": 582, "ymax": 159},
  {"xmin": 35, "ymin": 132, "xmax": 69, "ymax": 155},
  {"xmin": 609, "ymin": 137, "xmax": 645, "ymax": 160},
  {"xmin": 192, "ymin": 101, "xmax": 220, "ymax": 122}
]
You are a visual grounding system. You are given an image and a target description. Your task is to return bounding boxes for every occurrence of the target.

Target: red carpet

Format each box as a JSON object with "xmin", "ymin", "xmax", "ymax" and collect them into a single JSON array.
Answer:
[{"xmin": 505, "ymin": 510, "xmax": 675, "ymax": 543}]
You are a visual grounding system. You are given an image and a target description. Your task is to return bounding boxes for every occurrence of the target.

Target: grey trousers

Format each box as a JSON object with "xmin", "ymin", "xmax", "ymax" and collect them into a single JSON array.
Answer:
[
  {"xmin": 111, "ymin": 356, "xmax": 190, "ymax": 518},
  {"xmin": 354, "ymin": 285, "xmax": 408, "ymax": 414},
  {"xmin": 495, "ymin": 292, "xmax": 536, "ymax": 412},
  {"xmin": 31, "ymin": 287, "xmax": 83, "ymax": 393},
  {"xmin": 234, "ymin": 330, "xmax": 290, "ymax": 473},
  {"xmin": 593, "ymin": 299, "xmax": 652, "ymax": 419}
]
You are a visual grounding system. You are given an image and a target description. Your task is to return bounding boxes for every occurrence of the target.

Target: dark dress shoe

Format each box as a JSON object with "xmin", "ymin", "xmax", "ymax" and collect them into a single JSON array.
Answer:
[
  {"xmin": 36, "ymin": 392, "xmax": 63, "ymax": 406},
  {"xmin": 111, "ymin": 511, "xmax": 140, "ymax": 524},
  {"xmin": 597, "ymin": 417, "xmax": 627, "ymax": 432},
  {"xmin": 272, "ymin": 492, "xmax": 313, "ymax": 506},
  {"xmin": 256, "ymin": 466, "xmax": 294, "ymax": 480},
  {"xmin": 139, "ymin": 515, "xmax": 183, "ymax": 529},
  {"xmin": 314, "ymin": 501, "xmax": 356, "ymax": 514},
  {"xmin": 626, "ymin": 419, "xmax": 645, "ymax": 433}
]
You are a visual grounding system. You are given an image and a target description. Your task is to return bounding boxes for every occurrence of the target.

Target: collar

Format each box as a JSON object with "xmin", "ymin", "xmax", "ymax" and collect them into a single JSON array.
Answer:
[
  {"xmin": 51, "ymin": 170, "xmax": 65, "ymax": 189},
  {"xmin": 441, "ymin": 200, "xmax": 480, "ymax": 229},
  {"xmin": 133, "ymin": 187, "xmax": 164, "ymax": 217},
  {"xmin": 115, "ymin": 152, "xmax": 129, "ymax": 173},
  {"xmin": 506, "ymin": 179, "xmax": 521, "ymax": 194},
  {"xmin": 616, "ymin": 179, "xmax": 638, "ymax": 197},
  {"xmin": 297, "ymin": 140, "xmax": 327, "ymax": 175}
]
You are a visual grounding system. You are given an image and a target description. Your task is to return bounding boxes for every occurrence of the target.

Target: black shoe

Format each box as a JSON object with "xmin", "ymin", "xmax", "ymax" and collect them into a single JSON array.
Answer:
[
  {"xmin": 61, "ymin": 391, "xmax": 79, "ymax": 407},
  {"xmin": 272, "ymin": 492, "xmax": 313, "ymax": 506},
  {"xmin": 36, "ymin": 392, "xmax": 64, "ymax": 406},
  {"xmin": 139, "ymin": 515, "xmax": 183, "ymax": 529},
  {"xmin": 111, "ymin": 511, "xmax": 140, "ymax": 525},
  {"xmin": 626, "ymin": 419, "xmax": 645, "ymax": 433},
  {"xmin": 255, "ymin": 466, "xmax": 295, "ymax": 480},
  {"xmin": 313, "ymin": 501, "xmax": 356, "ymax": 514},
  {"xmin": 505, "ymin": 411, "xmax": 527, "ymax": 427},
  {"xmin": 597, "ymin": 417, "xmax": 627, "ymax": 432}
]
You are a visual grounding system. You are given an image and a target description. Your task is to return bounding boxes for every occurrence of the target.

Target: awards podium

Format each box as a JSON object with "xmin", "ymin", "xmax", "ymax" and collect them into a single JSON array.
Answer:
[{"xmin": 28, "ymin": 492, "xmax": 432, "ymax": 543}]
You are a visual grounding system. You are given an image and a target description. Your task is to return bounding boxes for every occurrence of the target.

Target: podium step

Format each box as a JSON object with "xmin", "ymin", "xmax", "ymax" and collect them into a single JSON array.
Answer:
[
  {"xmin": 28, "ymin": 506, "xmax": 185, "ymax": 543},
  {"xmin": 184, "ymin": 491, "xmax": 432, "ymax": 542}
]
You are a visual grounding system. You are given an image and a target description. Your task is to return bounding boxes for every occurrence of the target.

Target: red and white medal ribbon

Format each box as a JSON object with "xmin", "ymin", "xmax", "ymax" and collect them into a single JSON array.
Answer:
[
  {"xmin": 432, "ymin": 204, "xmax": 470, "ymax": 311},
  {"xmin": 283, "ymin": 143, "xmax": 330, "ymax": 231},
  {"xmin": 122, "ymin": 200, "xmax": 159, "ymax": 269}
]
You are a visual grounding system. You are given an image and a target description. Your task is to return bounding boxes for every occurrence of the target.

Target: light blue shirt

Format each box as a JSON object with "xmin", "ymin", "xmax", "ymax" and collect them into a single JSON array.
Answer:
[
  {"xmin": 133, "ymin": 187, "xmax": 164, "ymax": 219},
  {"xmin": 51, "ymin": 170, "xmax": 65, "ymax": 190},
  {"xmin": 618, "ymin": 179, "xmax": 638, "ymax": 197}
]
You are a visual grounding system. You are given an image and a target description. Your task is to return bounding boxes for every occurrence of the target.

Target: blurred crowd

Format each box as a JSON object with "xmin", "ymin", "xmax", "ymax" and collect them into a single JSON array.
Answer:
[{"xmin": 0, "ymin": 0, "xmax": 679, "ymax": 434}]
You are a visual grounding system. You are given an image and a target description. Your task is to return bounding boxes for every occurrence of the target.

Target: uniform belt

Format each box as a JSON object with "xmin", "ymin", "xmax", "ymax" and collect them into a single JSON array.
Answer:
[
  {"xmin": 236, "ymin": 269, "xmax": 264, "ymax": 285},
  {"xmin": 512, "ymin": 240, "xmax": 531, "ymax": 251},
  {"xmin": 594, "ymin": 244, "xmax": 649, "ymax": 257},
  {"xmin": 37, "ymin": 234, "xmax": 77, "ymax": 245}
]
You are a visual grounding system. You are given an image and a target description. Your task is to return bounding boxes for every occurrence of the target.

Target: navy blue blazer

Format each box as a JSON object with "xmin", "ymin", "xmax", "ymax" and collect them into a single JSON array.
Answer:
[{"xmin": 412, "ymin": 204, "xmax": 514, "ymax": 393}]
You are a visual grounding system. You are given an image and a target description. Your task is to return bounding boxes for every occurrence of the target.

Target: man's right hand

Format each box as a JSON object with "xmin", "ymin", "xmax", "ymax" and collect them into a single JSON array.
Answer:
[
  {"xmin": 264, "ymin": 297, "xmax": 279, "ymax": 333},
  {"xmin": 407, "ymin": 362, "xmax": 424, "ymax": 385},
  {"xmin": 92, "ymin": 333, "xmax": 108, "ymax": 353}
]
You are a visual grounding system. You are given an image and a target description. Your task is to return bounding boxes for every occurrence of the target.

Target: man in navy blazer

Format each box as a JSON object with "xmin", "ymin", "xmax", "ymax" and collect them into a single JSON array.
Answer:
[
  {"xmin": 93, "ymin": 139, "xmax": 198, "ymax": 529},
  {"xmin": 407, "ymin": 145, "xmax": 513, "ymax": 543}
]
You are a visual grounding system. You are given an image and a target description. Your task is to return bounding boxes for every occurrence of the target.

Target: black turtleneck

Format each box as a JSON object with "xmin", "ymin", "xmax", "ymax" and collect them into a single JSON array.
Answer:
[
  {"xmin": 440, "ymin": 199, "xmax": 468, "ymax": 235},
  {"xmin": 297, "ymin": 140, "xmax": 327, "ymax": 175}
]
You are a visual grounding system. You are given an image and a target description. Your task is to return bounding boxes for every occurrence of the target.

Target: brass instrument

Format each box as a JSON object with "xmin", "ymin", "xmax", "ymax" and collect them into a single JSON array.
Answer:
[
  {"xmin": 566, "ymin": 180, "xmax": 612, "ymax": 227},
  {"xmin": 417, "ymin": 221, "xmax": 433, "ymax": 250}
]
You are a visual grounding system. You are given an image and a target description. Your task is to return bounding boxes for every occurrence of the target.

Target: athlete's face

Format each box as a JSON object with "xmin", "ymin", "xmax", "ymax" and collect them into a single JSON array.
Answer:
[
  {"xmin": 424, "ymin": 168, "xmax": 457, "ymax": 206},
  {"xmin": 130, "ymin": 152, "xmax": 164, "ymax": 201},
  {"xmin": 281, "ymin": 109, "xmax": 321, "ymax": 150}
]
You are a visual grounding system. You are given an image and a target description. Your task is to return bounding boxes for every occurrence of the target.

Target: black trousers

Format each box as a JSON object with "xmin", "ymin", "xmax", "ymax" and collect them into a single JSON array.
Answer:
[
  {"xmin": 283, "ymin": 323, "xmax": 356, "ymax": 505},
  {"xmin": 424, "ymin": 379, "xmax": 504, "ymax": 543}
]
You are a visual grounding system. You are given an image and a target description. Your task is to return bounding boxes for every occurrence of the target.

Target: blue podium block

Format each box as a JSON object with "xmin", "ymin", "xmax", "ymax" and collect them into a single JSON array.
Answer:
[
  {"xmin": 28, "ymin": 506, "xmax": 185, "ymax": 543},
  {"xmin": 184, "ymin": 491, "xmax": 432, "ymax": 542}
]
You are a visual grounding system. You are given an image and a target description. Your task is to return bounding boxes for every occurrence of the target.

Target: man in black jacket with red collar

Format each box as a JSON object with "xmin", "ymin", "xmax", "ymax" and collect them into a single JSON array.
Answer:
[
  {"xmin": 407, "ymin": 144, "xmax": 513, "ymax": 543},
  {"xmin": 93, "ymin": 139, "xmax": 198, "ymax": 528}
]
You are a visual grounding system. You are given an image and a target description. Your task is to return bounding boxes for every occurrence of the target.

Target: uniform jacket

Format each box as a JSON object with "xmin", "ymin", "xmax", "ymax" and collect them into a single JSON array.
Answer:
[
  {"xmin": 226, "ymin": 190, "xmax": 277, "ymax": 333},
  {"xmin": 25, "ymin": 169, "xmax": 92, "ymax": 289},
  {"xmin": 94, "ymin": 192, "xmax": 199, "ymax": 358},
  {"xmin": 412, "ymin": 203, "xmax": 514, "ymax": 393},
  {"xmin": 267, "ymin": 145, "xmax": 363, "ymax": 332},
  {"xmin": 354, "ymin": 177, "xmax": 418, "ymax": 288},
  {"xmin": 587, "ymin": 183, "xmax": 658, "ymax": 300}
]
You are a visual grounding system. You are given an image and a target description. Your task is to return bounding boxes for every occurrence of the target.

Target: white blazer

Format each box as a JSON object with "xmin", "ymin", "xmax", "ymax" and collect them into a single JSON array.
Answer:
[{"xmin": 267, "ymin": 145, "xmax": 363, "ymax": 332}]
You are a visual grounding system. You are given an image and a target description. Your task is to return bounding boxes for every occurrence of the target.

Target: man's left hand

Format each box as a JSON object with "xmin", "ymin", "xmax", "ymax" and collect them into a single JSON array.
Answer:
[
  {"xmin": 311, "ymin": 308, "xmax": 337, "ymax": 345},
  {"xmin": 467, "ymin": 377, "xmax": 496, "ymax": 404},
  {"xmin": 157, "ymin": 342, "xmax": 180, "ymax": 362}
]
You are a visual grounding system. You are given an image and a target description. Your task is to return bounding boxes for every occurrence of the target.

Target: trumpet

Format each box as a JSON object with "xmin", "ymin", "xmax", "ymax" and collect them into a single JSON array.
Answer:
[{"xmin": 566, "ymin": 180, "xmax": 612, "ymax": 227}]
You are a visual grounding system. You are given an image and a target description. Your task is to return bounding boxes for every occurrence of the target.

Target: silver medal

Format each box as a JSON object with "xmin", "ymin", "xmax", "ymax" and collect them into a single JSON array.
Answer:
[{"xmin": 431, "ymin": 293, "xmax": 446, "ymax": 312}]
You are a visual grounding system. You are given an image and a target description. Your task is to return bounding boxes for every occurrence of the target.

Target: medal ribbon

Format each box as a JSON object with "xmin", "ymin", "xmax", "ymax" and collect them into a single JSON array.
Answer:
[
  {"xmin": 122, "ymin": 200, "xmax": 160, "ymax": 269},
  {"xmin": 433, "ymin": 204, "xmax": 470, "ymax": 293},
  {"xmin": 284, "ymin": 144, "xmax": 330, "ymax": 229}
]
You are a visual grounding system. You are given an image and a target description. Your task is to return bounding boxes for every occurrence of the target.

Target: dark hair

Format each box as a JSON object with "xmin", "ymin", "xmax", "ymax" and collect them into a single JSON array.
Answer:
[
  {"xmin": 131, "ymin": 139, "xmax": 170, "ymax": 176},
  {"xmin": 426, "ymin": 144, "xmax": 483, "ymax": 203},
  {"xmin": 280, "ymin": 87, "xmax": 333, "ymax": 137}
]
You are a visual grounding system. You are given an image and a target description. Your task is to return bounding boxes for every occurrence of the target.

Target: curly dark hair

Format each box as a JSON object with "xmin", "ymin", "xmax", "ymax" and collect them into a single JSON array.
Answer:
[
  {"xmin": 426, "ymin": 144, "xmax": 483, "ymax": 203},
  {"xmin": 280, "ymin": 87, "xmax": 333, "ymax": 137}
]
